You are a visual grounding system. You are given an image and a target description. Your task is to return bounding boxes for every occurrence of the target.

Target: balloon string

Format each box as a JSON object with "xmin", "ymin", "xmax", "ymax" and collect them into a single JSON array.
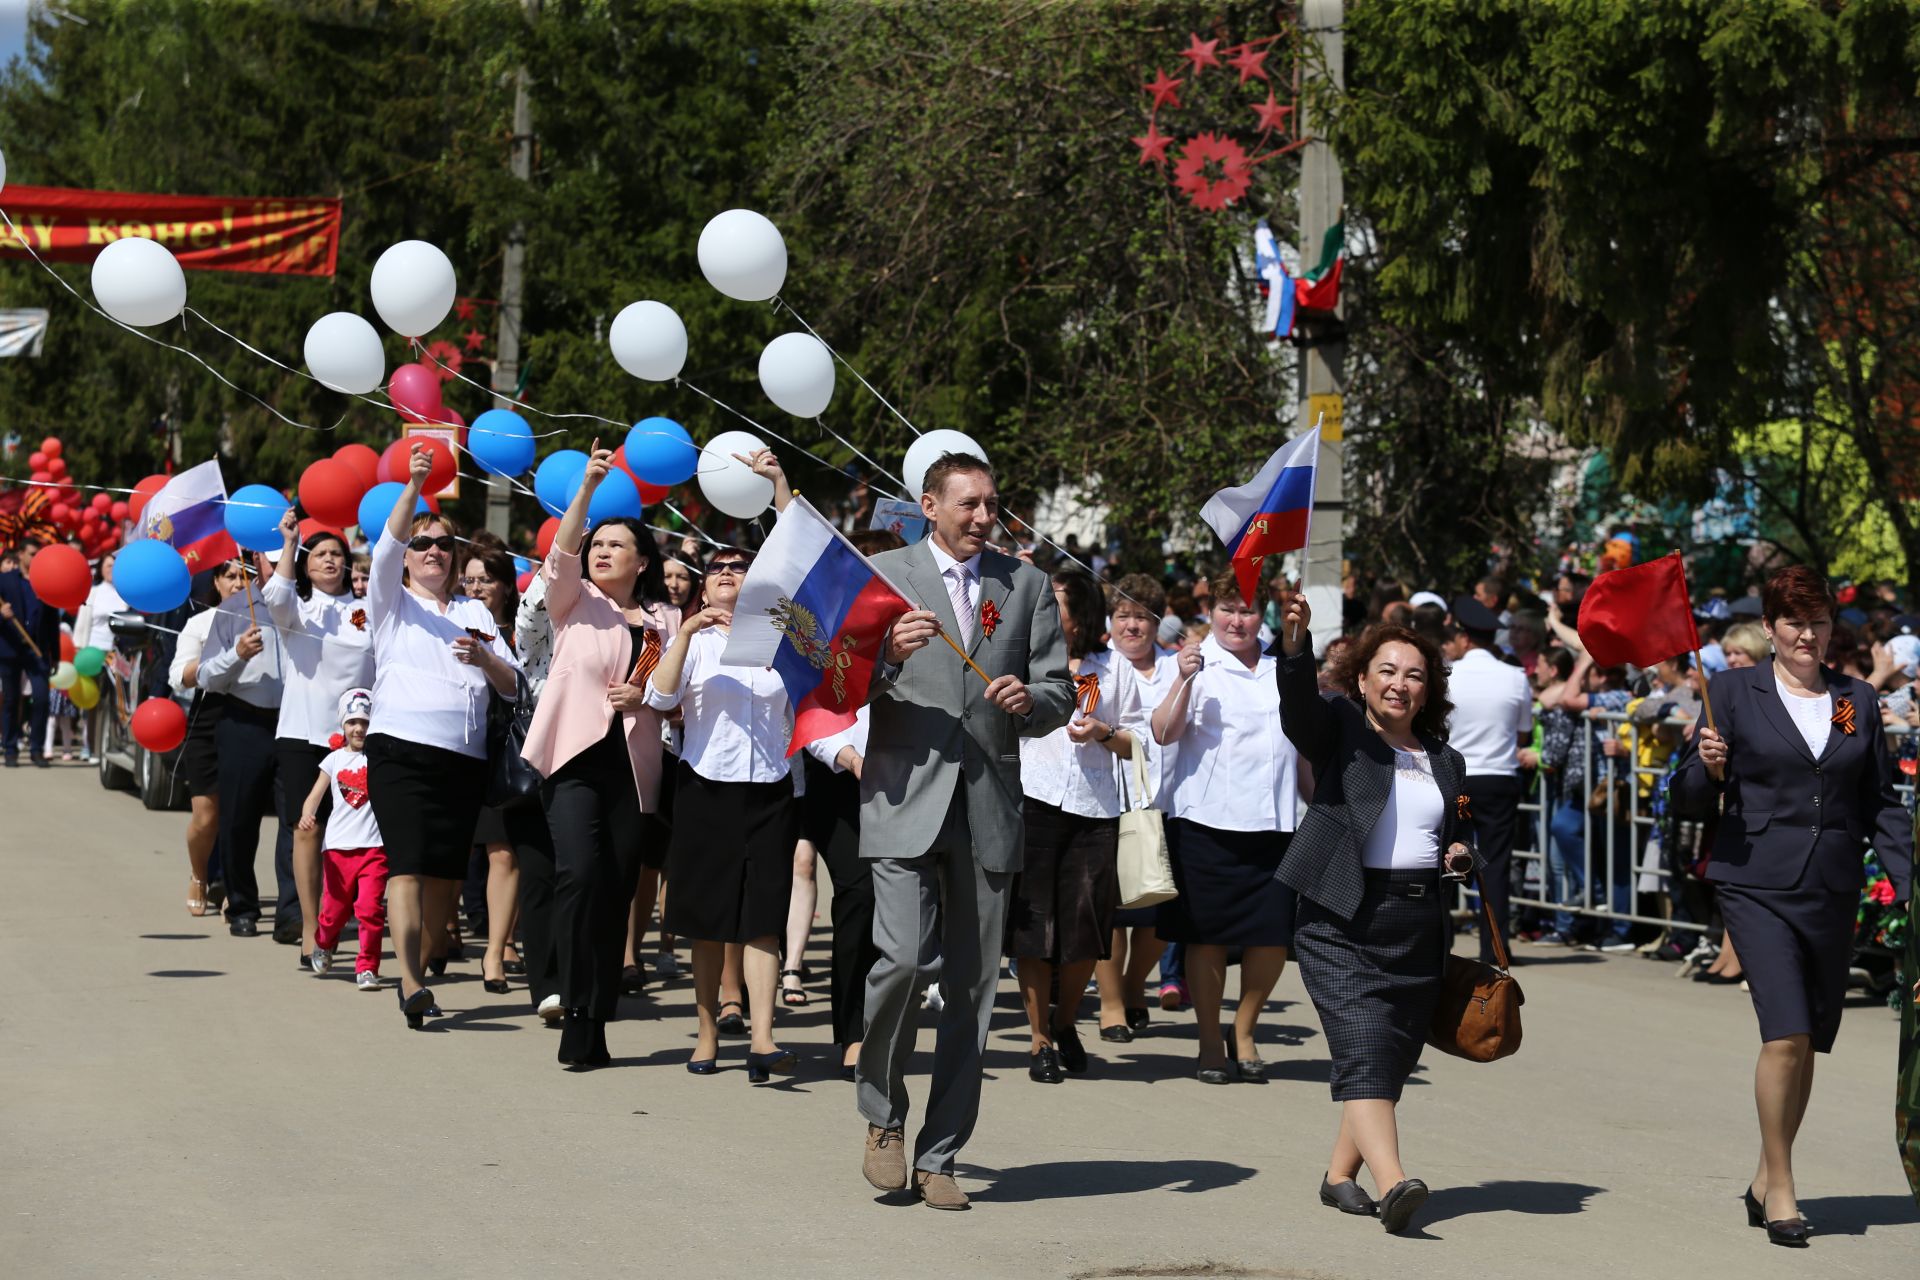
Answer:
[
  {"xmin": 408, "ymin": 336, "xmax": 623, "ymax": 434},
  {"xmin": 810, "ymin": 414, "xmax": 910, "ymax": 498},
  {"xmin": 662, "ymin": 500, "xmax": 725, "ymax": 549},
  {"xmin": 674, "ymin": 377, "xmax": 908, "ymax": 501},
  {"xmin": 770, "ymin": 297, "xmax": 925, "ymax": 439}
]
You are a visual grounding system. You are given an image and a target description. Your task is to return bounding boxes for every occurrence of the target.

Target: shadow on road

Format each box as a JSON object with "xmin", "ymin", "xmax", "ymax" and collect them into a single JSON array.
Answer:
[
  {"xmin": 147, "ymin": 969, "xmax": 224, "ymax": 978},
  {"xmin": 1796, "ymin": 1193, "xmax": 1920, "ymax": 1235},
  {"xmin": 1414, "ymin": 1179, "xmax": 1605, "ymax": 1230},
  {"xmin": 956, "ymin": 1157, "xmax": 1257, "ymax": 1203}
]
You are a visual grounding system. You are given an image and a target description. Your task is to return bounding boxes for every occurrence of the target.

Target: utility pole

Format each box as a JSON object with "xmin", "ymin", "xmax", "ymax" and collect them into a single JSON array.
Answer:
[
  {"xmin": 1299, "ymin": 0, "xmax": 1344, "ymax": 654},
  {"xmin": 487, "ymin": 0, "xmax": 539, "ymax": 540}
]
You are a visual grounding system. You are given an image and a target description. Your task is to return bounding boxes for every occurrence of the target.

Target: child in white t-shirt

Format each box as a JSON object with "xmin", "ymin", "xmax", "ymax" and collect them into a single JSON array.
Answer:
[{"xmin": 299, "ymin": 687, "xmax": 387, "ymax": 989}]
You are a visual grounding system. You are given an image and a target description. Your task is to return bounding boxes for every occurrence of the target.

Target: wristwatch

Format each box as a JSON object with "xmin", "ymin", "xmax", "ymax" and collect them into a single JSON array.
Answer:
[{"xmin": 1100, "ymin": 724, "xmax": 1118, "ymax": 743}]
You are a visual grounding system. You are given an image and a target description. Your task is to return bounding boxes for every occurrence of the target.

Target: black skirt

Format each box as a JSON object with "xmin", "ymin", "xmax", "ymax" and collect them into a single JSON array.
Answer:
[
  {"xmin": 1005, "ymin": 800, "xmax": 1120, "ymax": 965},
  {"xmin": 175, "ymin": 692, "xmax": 224, "ymax": 798},
  {"xmin": 1156, "ymin": 818, "xmax": 1296, "ymax": 947},
  {"xmin": 276, "ymin": 737, "xmax": 331, "ymax": 828},
  {"xmin": 661, "ymin": 761, "xmax": 797, "ymax": 944},
  {"xmin": 366, "ymin": 733, "xmax": 486, "ymax": 881},
  {"xmin": 1718, "ymin": 875, "xmax": 1858, "ymax": 1054},
  {"xmin": 1293, "ymin": 869, "xmax": 1448, "ymax": 1101}
]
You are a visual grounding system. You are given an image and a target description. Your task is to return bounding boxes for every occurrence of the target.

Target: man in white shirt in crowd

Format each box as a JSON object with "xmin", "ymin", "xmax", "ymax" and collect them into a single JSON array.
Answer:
[{"xmin": 1445, "ymin": 596, "xmax": 1534, "ymax": 964}]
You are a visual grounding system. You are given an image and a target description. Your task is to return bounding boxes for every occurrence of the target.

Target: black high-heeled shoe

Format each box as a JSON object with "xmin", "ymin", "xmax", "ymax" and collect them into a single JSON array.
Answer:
[
  {"xmin": 558, "ymin": 1009, "xmax": 594, "ymax": 1066},
  {"xmin": 1745, "ymin": 1186, "xmax": 1811, "ymax": 1247},
  {"xmin": 398, "ymin": 986, "xmax": 434, "ymax": 1030},
  {"xmin": 745, "ymin": 1047, "xmax": 796, "ymax": 1083},
  {"xmin": 427, "ymin": 953, "xmax": 449, "ymax": 978},
  {"xmin": 482, "ymin": 976, "xmax": 511, "ymax": 995},
  {"xmin": 586, "ymin": 1018, "xmax": 611, "ymax": 1067}
]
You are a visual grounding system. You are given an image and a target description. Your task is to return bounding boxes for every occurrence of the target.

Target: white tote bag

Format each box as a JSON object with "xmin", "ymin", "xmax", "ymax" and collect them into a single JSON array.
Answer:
[{"xmin": 1115, "ymin": 741, "xmax": 1176, "ymax": 909}]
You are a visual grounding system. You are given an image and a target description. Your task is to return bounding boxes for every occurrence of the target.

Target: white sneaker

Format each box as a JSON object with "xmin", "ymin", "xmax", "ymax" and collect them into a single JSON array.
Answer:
[
  {"xmin": 656, "ymin": 953, "xmax": 681, "ymax": 979},
  {"xmin": 356, "ymin": 970, "xmax": 382, "ymax": 991},
  {"xmin": 922, "ymin": 982, "xmax": 945, "ymax": 1013},
  {"xmin": 309, "ymin": 948, "xmax": 333, "ymax": 975},
  {"xmin": 538, "ymin": 994, "xmax": 564, "ymax": 1025},
  {"xmin": 1593, "ymin": 940, "xmax": 1636, "ymax": 954}
]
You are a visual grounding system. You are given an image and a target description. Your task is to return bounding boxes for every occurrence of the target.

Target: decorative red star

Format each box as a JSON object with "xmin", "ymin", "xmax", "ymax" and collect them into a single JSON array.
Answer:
[
  {"xmin": 1171, "ymin": 133, "xmax": 1251, "ymax": 211},
  {"xmin": 1132, "ymin": 121, "xmax": 1174, "ymax": 167},
  {"xmin": 1179, "ymin": 33, "xmax": 1221, "ymax": 72},
  {"xmin": 1251, "ymin": 90, "xmax": 1293, "ymax": 134},
  {"xmin": 454, "ymin": 298, "xmax": 477, "ymax": 322},
  {"xmin": 1228, "ymin": 45, "xmax": 1270, "ymax": 83},
  {"xmin": 464, "ymin": 328, "xmax": 488, "ymax": 353},
  {"xmin": 1143, "ymin": 68, "xmax": 1183, "ymax": 110}
]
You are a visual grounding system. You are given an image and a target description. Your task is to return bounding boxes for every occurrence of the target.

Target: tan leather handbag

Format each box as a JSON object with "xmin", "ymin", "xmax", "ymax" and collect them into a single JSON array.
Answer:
[{"xmin": 1427, "ymin": 882, "xmax": 1525, "ymax": 1062}]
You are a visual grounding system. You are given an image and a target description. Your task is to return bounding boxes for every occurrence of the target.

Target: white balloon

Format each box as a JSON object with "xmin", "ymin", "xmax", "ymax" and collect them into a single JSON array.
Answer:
[
  {"xmin": 303, "ymin": 312, "xmax": 386, "ymax": 395},
  {"xmin": 369, "ymin": 240, "xmax": 456, "ymax": 337},
  {"xmin": 903, "ymin": 429, "xmax": 990, "ymax": 498},
  {"xmin": 0, "ymin": 144, "xmax": 7, "ymax": 193},
  {"xmin": 91, "ymin": 236, "xmax": 187, "ymax": 327},
  {"xmin": 608, "ymin": 300, "xmax": 688, "ymax": 381},
  {"xmin": 757, "ymin": 332, "xmax": 835, "ymax": 418},
  {"xmin": 697, "ymin": 209, "xmax": 788, "ymax": 302},
  {"xmin": 698, "ymin": 429, "xmax": 775, "ymax": 520}
]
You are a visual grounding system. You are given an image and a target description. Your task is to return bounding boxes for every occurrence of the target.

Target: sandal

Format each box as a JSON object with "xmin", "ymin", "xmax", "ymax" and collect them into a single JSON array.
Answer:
[
  {"xmin": 187, "ymin": 877, "xmax": 208, "ymax": 918},
  {"xmin": 780, "ymin": 969, "xmax": 809, "ymax": 1007},
  {"xmin": 716, "ymin": 1000, "xmax": 747, "ymax": 1036}
]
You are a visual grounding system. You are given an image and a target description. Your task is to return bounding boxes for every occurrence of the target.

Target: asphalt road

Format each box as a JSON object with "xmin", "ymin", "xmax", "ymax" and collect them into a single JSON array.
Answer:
[{"xmin": 3, "ymin": 762, "xmax": 1915, "ymax": 1279}]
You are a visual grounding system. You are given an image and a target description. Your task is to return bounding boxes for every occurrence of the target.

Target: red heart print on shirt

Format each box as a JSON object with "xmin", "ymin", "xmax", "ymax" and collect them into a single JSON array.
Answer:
[{"xmin": 336, "ymin": 766, "xmax": 370, "ymax": 809}]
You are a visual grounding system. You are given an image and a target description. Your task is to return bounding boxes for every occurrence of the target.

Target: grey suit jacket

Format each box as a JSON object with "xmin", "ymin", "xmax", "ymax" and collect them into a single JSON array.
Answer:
[
  {"xmin": 1274, "ymin": 650, "xmax": 1480, "ymax": 920},
  {"xmin": 858, "ymin": 540, "xmax": 1076, "ymax": 872}
]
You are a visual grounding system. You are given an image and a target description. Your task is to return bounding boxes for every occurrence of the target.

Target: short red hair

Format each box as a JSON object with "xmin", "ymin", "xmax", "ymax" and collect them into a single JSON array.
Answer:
[{"xmin": 1761, "ymin": 564, "xmax": 1834, "ymax": 625}]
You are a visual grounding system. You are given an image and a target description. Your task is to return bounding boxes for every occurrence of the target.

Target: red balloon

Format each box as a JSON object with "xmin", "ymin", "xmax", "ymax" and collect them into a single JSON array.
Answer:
[
  {"xmin": 332, "ymin": 443, "xmax": 380, "ymax": 493},
  {"xmin": 128, "ymin": 475, "xmax": 168, "ymax": 523},
  {"xmin": 421, "ymin": 493, "xmax": 441, "ymax": 514},
  {"xmin": 40, "ymin": 436, "xmax": 62, "ymax": 458},
  {"xmin": 110, "ymin": 501, "xmax": 130, "ymax": 522},
  {"xmin": 46, "ymin": 457, "xmax": 67, "ymax": 479},
  {"xmin": 28, "ymin": 543, "xmax": 90, "ymax": 610},
  {"xmin": 535, "ymin": 516, "xmax": 560, "ymax": 559},
  {"xmin": 299, "ymin": 457, "xmax": 365, "ymax": 528},
  {"xmin": 59, "ymin": 632, "xmax": 75, "ymax": 663},
  {"xmin": 612, "ymin": 446, "xmax": 670, "ymax": 504},
  {"xmin": 516, "ymin": 569, "xmax": 535, "ymax": 593},
  {"xmin": 49, "ymin": 502, "xmax": 73, "ymax": 526},
  {"xmin": 27, "ymin": 451, "xmax": 46, "ymax": 470},
  {"xmin": 131, "ymin": 697, "xmax": 188, "ymax": 753},
  {"xmin": 380, "ymin": 437, "xmax": 455, "ymax": 493},
  {"xmin": 29, "ymin": 469, "xmax": 50, "ymax": 485},
  {"xmin": 58, "ymin": 485, "xmax": 80, "ymax": 506},
  {"xmin": 298, "ymin": 517, "xmax": 346, "ymax": 543},
  {"xmin": 89, "ymin": 492, "xmax": 112, "ymax": 513},
  {"xmin": 388, "ymin": 363, "xmax": 445, "ymax": 424}
]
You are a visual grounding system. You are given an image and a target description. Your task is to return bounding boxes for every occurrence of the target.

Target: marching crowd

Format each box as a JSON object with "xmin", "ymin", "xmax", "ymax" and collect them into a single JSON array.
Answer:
[{"xmin": 1, "ymin": 443, "xmax": 1914, "ymax": 1236}]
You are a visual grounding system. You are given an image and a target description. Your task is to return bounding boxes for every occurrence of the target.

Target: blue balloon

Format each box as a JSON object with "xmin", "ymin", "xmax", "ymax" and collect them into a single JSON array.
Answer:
[
  {"xmin": 469, "ymin": 408, "xmax": 536, "ymax": 477},
  {"xmin": 225, "ymin": 484, "xmax": 292, "ymax": 552},
  {"xmin": 115, "ymin": 538, "xmax": 192, "ymax": 613},
  {"xmin": 534, "ymin": 449, "xmax": 588, "ymax": 518},
  {"xmin": 584, "ymin": 463, "xmax": 643, "ymax": 522},
  {"xmin": 356, "ymin": 481, "xmax": 429, "ymax": 536},
  {"xmin": 624, "ymin": 417, "xmax": 696, "ymax": 486},
  {"xmin": 512, "ymin": 555, "xmax": 532, "ymax": 576}
]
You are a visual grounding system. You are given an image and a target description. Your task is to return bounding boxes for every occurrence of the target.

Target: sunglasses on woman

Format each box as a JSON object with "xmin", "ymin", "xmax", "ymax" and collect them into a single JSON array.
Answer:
[
  {"xmin": 706, "ymin": 560, "xmax": 751, "ymax": 577},
  {"xmin": 408, "ymin": 535, "xmax": 457, "ymax": 552}
]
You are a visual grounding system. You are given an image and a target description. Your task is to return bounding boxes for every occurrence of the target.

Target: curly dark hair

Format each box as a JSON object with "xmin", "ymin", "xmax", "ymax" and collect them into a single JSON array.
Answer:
[{"xmin": 1325, "ymin": 623, "xmax": 1454, "ymax": 741}]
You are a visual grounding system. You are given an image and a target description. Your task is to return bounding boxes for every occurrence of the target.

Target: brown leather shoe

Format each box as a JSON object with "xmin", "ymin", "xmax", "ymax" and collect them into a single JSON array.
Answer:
[
  {"xmin": 863, "ymin": 1124, "xmax": 907, "ymax": 1191},
  {"xmin": 914, "ymin": 1169, "xmax": 970, "ymax": 1210}
]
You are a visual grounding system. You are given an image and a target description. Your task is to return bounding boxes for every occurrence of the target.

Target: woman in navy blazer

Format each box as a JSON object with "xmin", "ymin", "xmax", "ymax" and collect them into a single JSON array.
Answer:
[{"xmin": 1675, "ymin": 565, "xmax": 1912, "ymax": 1248}]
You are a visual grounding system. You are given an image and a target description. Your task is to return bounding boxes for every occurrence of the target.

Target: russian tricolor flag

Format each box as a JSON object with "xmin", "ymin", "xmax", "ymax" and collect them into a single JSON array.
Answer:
[
  {"xmin": 1200, "ymin": 428, "xmax": 1321, "ymax": 608},
  {"xmin": 722, "ymin": 495, "xmax": 914, "ymax": 755},
  {"xmin": 136, "ymin": 458, "xmax": 238, "ymax": 571}
]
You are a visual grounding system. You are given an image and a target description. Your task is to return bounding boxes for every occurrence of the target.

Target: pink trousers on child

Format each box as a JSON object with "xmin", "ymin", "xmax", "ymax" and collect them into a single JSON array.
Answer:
[{"xmin": 315, "ymin": 846, "xmax": 389, "ymax": 974}]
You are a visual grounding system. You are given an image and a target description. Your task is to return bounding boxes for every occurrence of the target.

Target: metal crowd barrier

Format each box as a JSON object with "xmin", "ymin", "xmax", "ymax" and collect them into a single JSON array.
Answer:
[{"xmin": 1486, "ymin": 709, "xmax": 1917, "ymax": 932}]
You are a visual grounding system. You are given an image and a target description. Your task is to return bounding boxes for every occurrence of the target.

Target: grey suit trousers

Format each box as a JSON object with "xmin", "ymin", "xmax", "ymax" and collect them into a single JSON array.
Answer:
[{"xmin": 856, "ymin": 780, "xmax": 1010, "ymax": 1174}]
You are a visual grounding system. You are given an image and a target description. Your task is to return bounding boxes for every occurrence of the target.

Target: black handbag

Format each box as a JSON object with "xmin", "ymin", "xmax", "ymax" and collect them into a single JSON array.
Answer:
[{"xmin": 484, "ymin": 671, "xmax": 542, "ymax": 810}]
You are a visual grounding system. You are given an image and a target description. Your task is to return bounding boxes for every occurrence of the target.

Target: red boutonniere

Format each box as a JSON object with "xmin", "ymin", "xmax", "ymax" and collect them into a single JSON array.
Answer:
[
  {"xmin": 465, "ymin": 627, "xmax": 497, "ymax": 645},
  {"xmin": 1456, "ymin": 794, "xmax": 1472, "ymax": 821},
  {"xmin": 349, "ymin": 608, "xmax": 368, "ymax": 632},
  {"xmin": 1832, "ymin": 697, "xmax": 1856, "ymax": 736},
  {"xmin": 1073, "ymin": 673, "xmax": 1101, "ymax": 716},
  {"xmin": 979, "ymin": 598, "xmax": 1001, "ymax": 640}
]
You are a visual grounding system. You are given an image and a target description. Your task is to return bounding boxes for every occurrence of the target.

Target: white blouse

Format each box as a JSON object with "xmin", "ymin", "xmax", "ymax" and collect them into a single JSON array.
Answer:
[
  {"xmin": 1774, "ymin": 675, "xmax": 1833, "ymax": 759},
  {"xmin": 262, "ymin": 573, "xmax": 375, "ymax": 747},
  {"xmin": 1021, "ymin": 650, "xmax": 1132, "ymax": 820},
  {"xmin": 805, "ymin": 707, "xmax": 869, "ymax": 772},
  {"xmin": 1158, "ymin": 634, "xmax": 1301, "ymax": 833},
  {"xmin": 78, "ymin": 581, "xmax": 128, "ymax": 651},
  {"xmin": 1110, "ymin": 649, "xmax": 1179, "ymax": 808},
  {"xmin": 513, "ymin": 570, "xmax": 555, "ymax": 700},
  {"xmin": 642, "ymin": 626, "xmax": 792, "ymax": 784},
  {"xmin": 167, "ymin": 607, "xmax": 218, "ymax": 692},
  {"xmin": 1358, "ymin": 747, "xmax": 1444, "ymax": 870},
  {"xmin": 365, "ymin": 527, "xmax": 520, "ymax": 758}
]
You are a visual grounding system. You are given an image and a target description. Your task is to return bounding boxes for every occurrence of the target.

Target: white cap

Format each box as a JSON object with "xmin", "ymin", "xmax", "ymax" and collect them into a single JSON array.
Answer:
[
  {"xmin": 338, "ymin": 687, "xmax": 373, "ymax": 725},
  {"xmin": 1408, "ymin": 591, "xmax": 1446, "ymax": 611}
]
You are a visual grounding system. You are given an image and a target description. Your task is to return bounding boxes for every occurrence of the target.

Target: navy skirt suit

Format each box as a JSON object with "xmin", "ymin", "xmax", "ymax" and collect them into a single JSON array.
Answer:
[{"xmin": 1674, "ymin": 664, "xmax": 1912, "ymax": 1053}]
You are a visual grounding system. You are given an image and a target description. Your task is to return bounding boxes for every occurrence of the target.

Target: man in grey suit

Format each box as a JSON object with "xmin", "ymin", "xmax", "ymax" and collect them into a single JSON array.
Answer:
[{"xmin": 857, "ymin": 452, "xmax": 1075, "ymax": 1210}]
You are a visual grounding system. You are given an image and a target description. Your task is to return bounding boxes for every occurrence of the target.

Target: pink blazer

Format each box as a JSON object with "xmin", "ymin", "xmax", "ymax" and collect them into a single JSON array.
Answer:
[{"xmin": 520, "ymin": 548, "xmax": 681, "ymax": 812}]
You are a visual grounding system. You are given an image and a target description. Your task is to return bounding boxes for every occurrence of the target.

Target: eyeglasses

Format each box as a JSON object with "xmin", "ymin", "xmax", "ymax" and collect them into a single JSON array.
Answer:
[
  {"xmin": 460, "ymin": 576, "xmax": 497, "ymax": 589},
  {"xmin": 408, "ymin": 535, "xmax": 457, "ymax": 553},
  {"xmin": 707, "ymin": 562, "xmax": 750, "ymax": 577}
]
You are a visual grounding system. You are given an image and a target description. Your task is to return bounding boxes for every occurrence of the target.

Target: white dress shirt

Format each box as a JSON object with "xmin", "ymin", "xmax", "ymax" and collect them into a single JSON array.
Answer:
[
  {"xmin": 1110, "ymin": 649, "xmax": 1179, "ymax": 808},
  {"xmin": 643, "ymin": 626, "xmax": 793, "ymax": 784},
  {"xmin": 365, "ymin": 527, "xmax": 519, "ymax": 757},
  {"xmin": 1446, "ymin": 647, "xmax": 1534, "ymax": 776},
  {"xmin": 1774, "ymin": 675, "xmax": 1833, "ymax": 759},
  {"xmin": 1359, "ymin": 747, "xmax": 1444, "ymax": 869},
  {"xmin": 262, "ymin": 573, "xmax": 375, "ymax": 747},
  {"xmin": 167, "ymin": 607, "xmax": 219, "ymax": 693},
  {"xmin": 805, "ymin": 706, "xmax": 870, "ymax": 772},
  {"xmin": 79, "ymin": 581, "xmax": 128, "ymax": 651},
  {"xmin": 1159, "ymin": 635, "xmax": 1300, "ymax": 833},
  {"xmin": 197, "ymin": 588, "xmax": 285, "ymax": 710},
  {"xmin": 1020, "ymin": 650, "xmax": 1127, "ymax": 819},
  {"xmin": 928, "ymin": 538, "xmax": 982, "ymax": 640}
]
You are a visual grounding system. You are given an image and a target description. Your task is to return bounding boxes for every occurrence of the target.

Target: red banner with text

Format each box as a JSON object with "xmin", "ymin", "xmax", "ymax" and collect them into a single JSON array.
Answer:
[{"xmin": 0, "ymin": 184, "xmax": 341, "ymax": 277}]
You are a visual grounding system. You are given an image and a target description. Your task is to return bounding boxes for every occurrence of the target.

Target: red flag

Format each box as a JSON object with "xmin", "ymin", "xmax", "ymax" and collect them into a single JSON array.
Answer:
[{"xmin": 1575, "ymin": 553, "xmax": 1700, "ymax": 669}]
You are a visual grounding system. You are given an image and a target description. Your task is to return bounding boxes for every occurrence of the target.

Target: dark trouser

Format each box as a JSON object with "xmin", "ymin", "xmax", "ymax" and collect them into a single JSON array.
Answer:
[
  {"xmin": 808, "ymin": 761, "xmax": 878, "ymax": 1047},
  {"xmin": 541, "ymin": 733, "xmax": 645, "ymax": 1020},
  {"xmin": 509, "ymin": 803, "xmax": 561, "ymax": 1011},
  {"xmin": 216, "ymin": 705, "xmax": 296, "ymax": 925},
  {"xmin": 1466, "ymin": 773, "xmax": 1523, "ymax": 964},
  {"xmin": 0, "ymin": 658, "xmax": 49, "ymax": 760}
]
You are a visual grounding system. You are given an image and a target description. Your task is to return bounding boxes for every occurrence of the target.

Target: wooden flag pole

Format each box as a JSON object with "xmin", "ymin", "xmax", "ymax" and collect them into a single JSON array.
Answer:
[
  {"xmin": 940, "ymin": 626, "xmax": 992, "ymax": 685},
  {"xmin": 8, "ymin": 614, "xmax": 43, "ymax": 662},
  {"xmin": 1692, "ymin": 647, "xmax": 1718, "ymax": 733}
]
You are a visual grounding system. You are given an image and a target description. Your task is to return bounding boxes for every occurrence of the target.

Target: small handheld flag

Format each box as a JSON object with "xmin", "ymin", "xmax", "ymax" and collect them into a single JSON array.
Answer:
[
  {"xmin": 1199, "ymin": 427, "xmax": 1320, "ymax": 608},
  {"xmin": 137, "ymin": 458, "xmax": 238, "ymax": 571}
]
